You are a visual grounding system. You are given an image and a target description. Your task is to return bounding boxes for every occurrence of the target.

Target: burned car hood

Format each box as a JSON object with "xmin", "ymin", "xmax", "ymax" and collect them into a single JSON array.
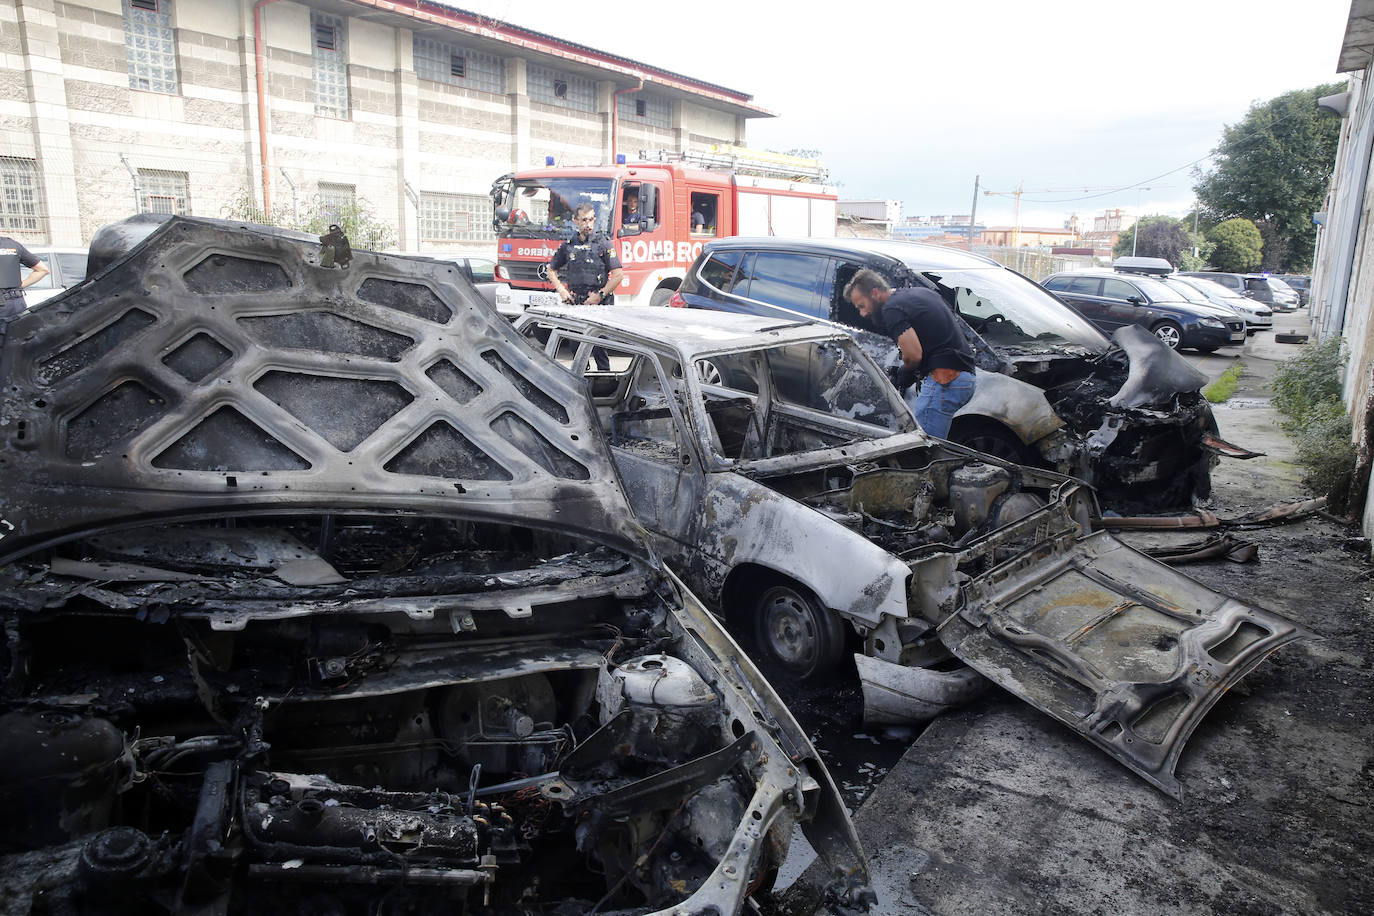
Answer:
[
  {"xmin": 0, "ymin": 216, "xmax": 646, "ymax": 563},
  {"xmin": 1107, "ymin": 324, "xmax": 1209, "ymax": 409}
]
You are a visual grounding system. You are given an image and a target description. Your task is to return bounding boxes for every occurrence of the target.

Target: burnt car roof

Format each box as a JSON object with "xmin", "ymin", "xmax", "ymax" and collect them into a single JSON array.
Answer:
[
  {"xmin": 528, "ymin": 304, "xmax": 839, "ymax": 354},
  {"xmin": 0, "ymin": 216, "xmax": 647, "ymax": 563}
]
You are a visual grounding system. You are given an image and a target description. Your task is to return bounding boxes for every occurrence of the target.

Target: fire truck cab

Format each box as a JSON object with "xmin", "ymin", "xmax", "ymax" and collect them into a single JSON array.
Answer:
[{"xmin": 492, "ymin": 149, "xmax": 837, "ymax": 310}]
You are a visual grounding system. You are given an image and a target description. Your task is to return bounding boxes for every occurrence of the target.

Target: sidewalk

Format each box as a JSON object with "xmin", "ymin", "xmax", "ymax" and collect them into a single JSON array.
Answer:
[{"xmin": 776, "ymin": 309, "xmax": 1374, "ymax": 916}]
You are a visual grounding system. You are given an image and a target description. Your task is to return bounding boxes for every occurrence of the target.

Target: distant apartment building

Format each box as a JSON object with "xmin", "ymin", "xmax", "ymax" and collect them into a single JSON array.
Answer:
[
  {"xmin": 893, "ymin": 215, "xmax": 984, "ymax": 241},
  {"xmin": 1082, "ymin": 208, "xmax": 1136, "ymax": 249},
  {"xmin": 0, "ymin": 0, "xmax": 768, "ymax": 253},
  {"xmin": 980, "ymin": 226, "xmax": 1079, "ymax": 247}
]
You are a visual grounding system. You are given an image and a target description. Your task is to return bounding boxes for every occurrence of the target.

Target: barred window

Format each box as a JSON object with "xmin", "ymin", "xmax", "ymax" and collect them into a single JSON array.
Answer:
[
  {"xmin": 138, "ymin": 169, "xmax": 190, "ymax": 215},
  {"xmin": 124, "ymin": 0, "xmax": 179, "ymax": 94},
  {"xmin": 414, "ymin": 37, "xmax": 504, "ymax": 94},
  {"xmin": 0, "ymin": 158, "xmax": 46, "ymax": 235},
  {"xmin": 527, "ymin": 65, "xmax": 594, "ymax": 112},
  {"xmin": 419, "ymin": 192, "xmax": 494, "ymax": 243},
  {"xmin": 312, "ymin": 12, "xmax": 349, "ymax": 119},
  {"xmin": 319, "ymin": 182, "xmax": 356, "ymax": 222},
  {"xmin": 617, "ymin": 91, "xmax": 671, "ymax": 129}
]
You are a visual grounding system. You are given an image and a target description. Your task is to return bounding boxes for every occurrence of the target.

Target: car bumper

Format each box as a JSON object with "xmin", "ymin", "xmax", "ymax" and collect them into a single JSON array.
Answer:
[{"xmin": 1183, "ymin": 324, "xmax": 1242, "ymax": 348}]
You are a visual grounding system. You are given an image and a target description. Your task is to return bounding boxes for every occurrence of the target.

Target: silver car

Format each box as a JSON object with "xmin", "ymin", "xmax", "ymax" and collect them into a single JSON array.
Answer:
[{"xmin": 1167, "ymin": 275, "xmax": 1274, "ymax": 333}]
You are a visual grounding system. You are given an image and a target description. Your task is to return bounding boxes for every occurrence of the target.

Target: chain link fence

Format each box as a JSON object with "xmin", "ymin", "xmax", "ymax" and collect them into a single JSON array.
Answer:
[{"xmin": 971, "ymin": 246, "xmax": 1098, "ymax": 281}]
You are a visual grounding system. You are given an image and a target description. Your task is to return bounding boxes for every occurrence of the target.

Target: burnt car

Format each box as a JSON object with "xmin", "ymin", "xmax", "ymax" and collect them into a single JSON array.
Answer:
[
  {"xmin": 0, "ymin": 217, "xmax": 872, "ymax": 915},
  {"xmin": 671, "ymin": 237, "xmax": 1229, "ymax": 511},
  {"xmin": 515, "ymin": 305, "xmax": 1308, "ymax": 799}
]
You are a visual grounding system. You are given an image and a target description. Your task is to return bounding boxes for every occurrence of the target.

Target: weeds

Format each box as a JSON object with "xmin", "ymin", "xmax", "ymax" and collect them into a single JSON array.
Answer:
[
  {"xmin": 1272, "ymin": 337, "xmax": 1356, "ymax": 510},
  {"xmin": 1203, "ymin": 364, "xmax": 1244, "ymax": 403}
]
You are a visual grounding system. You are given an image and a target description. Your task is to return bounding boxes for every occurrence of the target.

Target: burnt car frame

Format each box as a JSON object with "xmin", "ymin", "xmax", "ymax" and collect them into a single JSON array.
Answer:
[
  {"xmin": 515, "ymin": 305, "xmax": 1308, "ymax": 799},
  {"xmin": 0, "ymin": 217, "xmax": 871, "ymax": 915},
  {"xmin": 672, "ymin": 237, "xmax": 1229, "ymax": 511}
]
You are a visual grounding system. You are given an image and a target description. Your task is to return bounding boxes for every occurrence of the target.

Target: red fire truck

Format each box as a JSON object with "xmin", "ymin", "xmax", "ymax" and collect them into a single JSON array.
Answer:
[{"xmin": 491, "ymin": 148, "xmax": 837, "ymax": 309}]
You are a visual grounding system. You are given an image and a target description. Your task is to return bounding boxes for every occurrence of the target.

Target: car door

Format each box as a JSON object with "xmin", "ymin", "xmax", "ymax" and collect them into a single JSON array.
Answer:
[
  {"xmin": 1098, "ymin": 277, "xmax": 1151, "ymax": 332},
  {"xmin": 541, "ymin": 328, "xmax": 705, "ymax": 571},
  {"xmin": 734, "ymin": 251, "xmax": 829, "ymax": 320}
]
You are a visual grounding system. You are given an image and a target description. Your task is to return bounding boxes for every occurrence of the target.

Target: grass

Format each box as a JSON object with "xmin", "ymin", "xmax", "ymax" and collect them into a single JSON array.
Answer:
[{"xmin": 1203, "ymin": 364, "xmax": 1244, "ymax": 403}]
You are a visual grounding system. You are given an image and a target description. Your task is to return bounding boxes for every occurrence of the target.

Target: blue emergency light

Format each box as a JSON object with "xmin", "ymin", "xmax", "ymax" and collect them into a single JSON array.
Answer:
[
  {"xmin": 545, "ymin": 156, "xmax": 555, "ymax": 166},
  {"xmin": 616, "ymin": 154, "xmax": 626, "ymax": 164}
]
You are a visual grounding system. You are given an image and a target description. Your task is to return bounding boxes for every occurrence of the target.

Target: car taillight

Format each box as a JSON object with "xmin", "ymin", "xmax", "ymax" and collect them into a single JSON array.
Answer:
[
  {"xmin": 668, "ymin": 290, "xmax": 686, "ymax": 308},
  {"xmin": 495, "ymin": 263, "xmax": 509, "ymax": 281}
]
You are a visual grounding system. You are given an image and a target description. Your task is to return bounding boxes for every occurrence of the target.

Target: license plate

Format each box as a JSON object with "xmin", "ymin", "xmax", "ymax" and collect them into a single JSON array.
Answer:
[{"xmin": 529, "ymin": 293, "xmax": 559, "ymax": 307}]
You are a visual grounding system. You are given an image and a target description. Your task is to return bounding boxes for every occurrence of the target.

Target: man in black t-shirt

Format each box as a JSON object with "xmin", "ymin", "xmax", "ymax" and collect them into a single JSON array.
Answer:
[
  {"xmin": 0, "ymin": 236, "xmax": 48, "ymax": 320},
  {"xmin": 843, "ymin": 269, "xmax": 976, "ymax": 438}
]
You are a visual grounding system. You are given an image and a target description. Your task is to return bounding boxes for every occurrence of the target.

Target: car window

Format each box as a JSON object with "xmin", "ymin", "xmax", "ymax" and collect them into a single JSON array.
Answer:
[
  {"xmin": 1101, "ymin": 278, "xmax": 1139, "ymax": 300},
  {"xmin": 1162, "ymin": 278, "xmax": 1209, "ymax": 304},
  {"xmin": 1244, "ymin": 277, "xmax": 1270, "ymax": 292},
  {"xmin": 467, "ymin": 258, "xmax": 496, "ymax": 283},
  {"xmin": 56, "ymin": 253, "xmax": 87, "ymax": 284},
  {"xmin": 1063, "ymin": 276, "xmax": 1101, "ymax": 295},
  {"xmin": 920, "ymin": 267, "xmax": 1107, "ymax": 350},
  {"xmin": 690, "ymin": 192, "xmax": 719, "ymax": 237},
  {"xmin": 1043, "ymin": 276, "xmax": 1069, "ymax": 291},
  {"xmin": 744, "ymin": 252, "xmax": 825, "ymax": 316},
  {"xmin": 698, "ymin": 250, "xmax": 744, "ymax": 293}
]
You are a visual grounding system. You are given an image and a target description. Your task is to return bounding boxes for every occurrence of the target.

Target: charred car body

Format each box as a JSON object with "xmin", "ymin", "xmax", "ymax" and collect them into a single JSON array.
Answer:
[
  {"xmin": 515, "ymin": 306, "xmax": 1308, "ymax": 799},
  {"xmin": 673, "ymin": 238, "xmax": 1229, "ymax": 511},
  {"xmin": 0, "ymin": 218, "xmax": 871, "ymax": 915}
]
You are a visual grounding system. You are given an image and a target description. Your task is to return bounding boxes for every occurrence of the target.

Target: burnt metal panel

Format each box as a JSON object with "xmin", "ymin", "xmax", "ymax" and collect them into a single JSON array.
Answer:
[{"xmin": 0, "ymin": 216, "xmax": 644, "ymax": 562}]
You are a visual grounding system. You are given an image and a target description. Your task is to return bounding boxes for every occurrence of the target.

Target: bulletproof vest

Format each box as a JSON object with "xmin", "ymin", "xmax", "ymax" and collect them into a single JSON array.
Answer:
[{"xmin": 559, "ymin": 239, "xmax": 607, "ymax": 290}]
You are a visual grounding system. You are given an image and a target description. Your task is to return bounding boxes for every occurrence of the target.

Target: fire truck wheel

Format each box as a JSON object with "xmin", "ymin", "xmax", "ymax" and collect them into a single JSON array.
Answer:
[{"xmin": 650, "ymin": 287, "xmax": 675, "ymax": 308}]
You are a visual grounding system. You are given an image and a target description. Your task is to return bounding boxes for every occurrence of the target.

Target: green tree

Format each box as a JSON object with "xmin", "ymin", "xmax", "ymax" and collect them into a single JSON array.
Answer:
[
  {"xmin": 220, "ymin": 187, "xmax": 397, "ymax": 251},
  {"xmin": 1112, "ymin": 215, "xmax": 1193, "ymax": 265},
  {"xmin": 1207, "ymin": 218, "xmax": 1264, "ymax": 272},
  {"xmin": 1193, "ymin": 82, "xmax": 1344, "ymax": 271}
]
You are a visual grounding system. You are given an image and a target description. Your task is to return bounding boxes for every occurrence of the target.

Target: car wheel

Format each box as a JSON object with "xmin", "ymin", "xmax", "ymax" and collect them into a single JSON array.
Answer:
[
  {"xmin": 1151, "ymin": 320, "xmax": 1183, "ymax": 350},
  {"xmin": 948, "ymin": 419, "xmax": 1035, "ymax": 466},
  {"xmin": 695, "ymin": 359, "xmax": 724, "ymax": 385},
  {"xmin": 753, "ymin": 582, "xmax": 846, "ymax": 680},
  {"xmin": 650, "ymin": 287, "xmax": 675, "ymax": 308}
]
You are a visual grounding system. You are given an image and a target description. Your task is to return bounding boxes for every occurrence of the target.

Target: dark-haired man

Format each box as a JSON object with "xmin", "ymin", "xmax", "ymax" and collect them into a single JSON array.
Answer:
[
  {"xmin": 548, "ymin": 202, "xmax": 621, "ymax": 370},
  {"xmin": 843, "ymin": 269, "xmax": 976, "ymax": 438}
]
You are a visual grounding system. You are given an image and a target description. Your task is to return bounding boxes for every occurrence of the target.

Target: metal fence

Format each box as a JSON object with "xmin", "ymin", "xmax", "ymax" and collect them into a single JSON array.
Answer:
[{"xmin": 971, "ymin": 246, "xmax": 1096, "ymax": 281}]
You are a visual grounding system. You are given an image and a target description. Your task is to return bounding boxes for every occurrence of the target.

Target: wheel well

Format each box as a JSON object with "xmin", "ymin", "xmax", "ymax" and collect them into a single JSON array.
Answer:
[
  {"xmin": 719, "ymin": 563, "xmax": 859, "ymax": 648},
  {"xmin": 946, "ymin": 416, "xmax": 1041, "ymax": 465},
  {"xmin": 656, "ymin": 277, "xmax": 682, "ymax": 292}
]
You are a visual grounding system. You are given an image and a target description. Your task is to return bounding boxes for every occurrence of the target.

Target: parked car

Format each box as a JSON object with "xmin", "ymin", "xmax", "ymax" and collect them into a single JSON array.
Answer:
[
  {"xmin": 0, "ymin": 216, "xmax": 873, "ymax": 914},
  {"xmin": 19, "ymin": 245, "xmax": 88, "ymax": 306},
  {"xmin": 1041, "ymin": 269, "xmax": 1246, "ymax": 352},
  {"xmin": 1170, "ymin": 274, "xmax": 1274, "ymax": 333},
  {"xmin": 1267, "ymin": 275, "xmax": 1304, "ymax": 309},
  {"xmin": 399, "ymin": 251, "xmax": 511, "ymax": 313},
  {"xmin": 515, "ymin": 304, "xmax": 1308, "ymax": 799},
  {"xmin": 672, "ymin": 237, "xmax": 1226, "ymax": 511},
  {"xmin": 1275, "ymin": 273, "xmax": 1311, "ymax": 306},
  {"xmin": 1177, "ymin": 271, "xmax": 1300, "ymax": 311}
]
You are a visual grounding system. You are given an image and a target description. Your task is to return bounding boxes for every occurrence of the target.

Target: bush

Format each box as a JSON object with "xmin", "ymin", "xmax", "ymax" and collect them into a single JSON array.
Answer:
[
  {"xmin": 1208, "ymin": 218, "xmax": 1263, "ymax": 272},
  {"xmin": 1272, "ymin": 337, "xmax": 1356, "ymax": 508}
]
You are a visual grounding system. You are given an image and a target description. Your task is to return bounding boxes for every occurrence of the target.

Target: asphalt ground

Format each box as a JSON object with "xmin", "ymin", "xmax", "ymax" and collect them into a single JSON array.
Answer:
[{"xmin": 770, "ymin": 309, "xmax": 1374, "ymax": 915}]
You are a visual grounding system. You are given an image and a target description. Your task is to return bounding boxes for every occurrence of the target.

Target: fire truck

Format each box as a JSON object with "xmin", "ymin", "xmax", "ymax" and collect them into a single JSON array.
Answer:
[{"xmin": 491, "ymin": 148, "xmax": 837, "ymax": 309}]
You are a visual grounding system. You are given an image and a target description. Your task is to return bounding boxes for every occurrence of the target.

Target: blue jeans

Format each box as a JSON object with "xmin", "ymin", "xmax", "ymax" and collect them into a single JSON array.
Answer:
[{"xmin": 910, "ymin": 371, "xmax": 975, "ymax": 439}]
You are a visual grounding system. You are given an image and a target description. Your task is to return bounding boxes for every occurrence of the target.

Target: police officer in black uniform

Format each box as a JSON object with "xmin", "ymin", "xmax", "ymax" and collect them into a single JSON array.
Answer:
[
  {"xmin": 0, "ymin": 236, "xmax": 48, "ymax": 320},
  {"xmin": 547, "ymin": 202, "xmax": 622, "ymax": 370}
]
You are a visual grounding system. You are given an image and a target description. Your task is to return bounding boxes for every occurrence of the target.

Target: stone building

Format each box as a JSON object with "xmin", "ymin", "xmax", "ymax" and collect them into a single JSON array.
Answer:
[{"xmin": 0, "ymin": 0, "xmax": 768, "ymax": 254}]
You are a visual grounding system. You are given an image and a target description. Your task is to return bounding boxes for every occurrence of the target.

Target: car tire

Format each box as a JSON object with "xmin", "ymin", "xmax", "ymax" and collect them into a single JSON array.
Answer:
[
  {"xmin": 948, "ymin": 418, "xmax": 1036, "ymax": 466},
  {"xmin": 1151, "ymin": 320, "xmax": 1183, "ymax": 350},
  {"xmin": 650, "ymin": 286, "xmax": 675, "ymax": 308},
  {"xmin": 753, "ymin": 581, "xmax": 846, "ymax": 680}
]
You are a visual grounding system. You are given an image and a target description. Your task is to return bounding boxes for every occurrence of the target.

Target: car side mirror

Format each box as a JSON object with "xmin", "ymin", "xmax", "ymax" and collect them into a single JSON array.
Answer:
[
  {"xmin": 1127, "ymin": 296, "xmax": 1144, "ymax": 305},
  {"xmin": 644, "ymin": 218, "xmax": 657, "ymax": 233}
]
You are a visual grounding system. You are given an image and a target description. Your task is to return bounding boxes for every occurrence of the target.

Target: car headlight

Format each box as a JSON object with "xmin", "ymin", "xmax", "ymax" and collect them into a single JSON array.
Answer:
[{"xmin": 1199, "ymin": 317, "xmax": 1225, "ymax": 328}]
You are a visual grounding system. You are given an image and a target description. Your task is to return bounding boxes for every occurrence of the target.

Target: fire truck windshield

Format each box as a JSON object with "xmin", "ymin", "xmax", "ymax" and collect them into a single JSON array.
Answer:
[{"xmin": 496, "ymin": 178, "xmax": 615, "ymax": 239}]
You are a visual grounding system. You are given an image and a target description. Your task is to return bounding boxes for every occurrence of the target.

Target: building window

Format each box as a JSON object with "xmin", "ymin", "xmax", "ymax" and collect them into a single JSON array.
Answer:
[
  {"xmin": 137, "ymin": 169, "xmax": 189, "ymax": 215},
  {"xmin": 318, "ymin": 182, "xmax": 356, "ymax": 222},
  {"xmin": 527, "ymin": 65, "xmax": 593, "ymax": 112},
  {"xmin": 419, "ymin": 192, "xmax": 494, "ymax": 243},
  {"xmin": 0, "ymin": 158, "xmax": 46, "ymax": 235},
  {"xmin": 124, "ymin": 0, "xmax": 179, "ymax": 94},
  {"xmin": 413, "ymin": 37, "xmax": 504, "ymax": 94},
  {"xmin": 312, "ymin": 12, "xmax": 349, "ymax": 119},
  {"xmin": 617, "ymin": 91, "xmax": 671, "ymax": 129}
]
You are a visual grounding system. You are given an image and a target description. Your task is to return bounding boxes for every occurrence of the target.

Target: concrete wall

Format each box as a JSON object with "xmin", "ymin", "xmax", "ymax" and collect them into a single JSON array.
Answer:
[
  {"xmin": 0, "ymin": 0, "xmax": 757, "ymax": 255},
  {"xmin": 1309, "ymin": 67, "xmax": 1374, "ymax": 548}
]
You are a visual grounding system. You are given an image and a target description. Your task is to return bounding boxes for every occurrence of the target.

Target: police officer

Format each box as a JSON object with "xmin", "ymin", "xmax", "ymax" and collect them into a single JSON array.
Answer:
[
  {"xmin": 0, "ymin": 236, "xmax": 48, "ymax": 320},
  {"xmin": 844, "ymin": 269, "xmax": 976, "ymax": 439},
  {"xmin": 547, "ymin": 203, "xmax": 621, "ymax": 370}
]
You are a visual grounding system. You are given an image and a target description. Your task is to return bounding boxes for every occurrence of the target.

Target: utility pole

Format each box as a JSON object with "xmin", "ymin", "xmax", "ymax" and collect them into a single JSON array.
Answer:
[
  {"xmin": 1132, "ymin": 186, "xmax": 1151, "ymax": 257},
  {"xmin": 967, "ymin": 175, "xmax": 980, "ymax": 250}
]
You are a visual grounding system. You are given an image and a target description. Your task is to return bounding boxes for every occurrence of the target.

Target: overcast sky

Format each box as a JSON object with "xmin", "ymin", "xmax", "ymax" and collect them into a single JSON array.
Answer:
[{"xmin": 461, "ymin": 0, "xmax": 1353, "ymax": 228}]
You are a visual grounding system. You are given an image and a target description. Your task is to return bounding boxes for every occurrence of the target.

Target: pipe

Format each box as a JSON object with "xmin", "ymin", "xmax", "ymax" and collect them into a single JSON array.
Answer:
[
  {"xmin": 610, "ymin": 75, "xmax": 644, "ymax": 165},
  {"xmin": 254, "ymin": 0, "xmax": 283, "ymax": 215},
  {"xmin": 118, "ymin": 153, "xmax": 141, "ymax": 213}
]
